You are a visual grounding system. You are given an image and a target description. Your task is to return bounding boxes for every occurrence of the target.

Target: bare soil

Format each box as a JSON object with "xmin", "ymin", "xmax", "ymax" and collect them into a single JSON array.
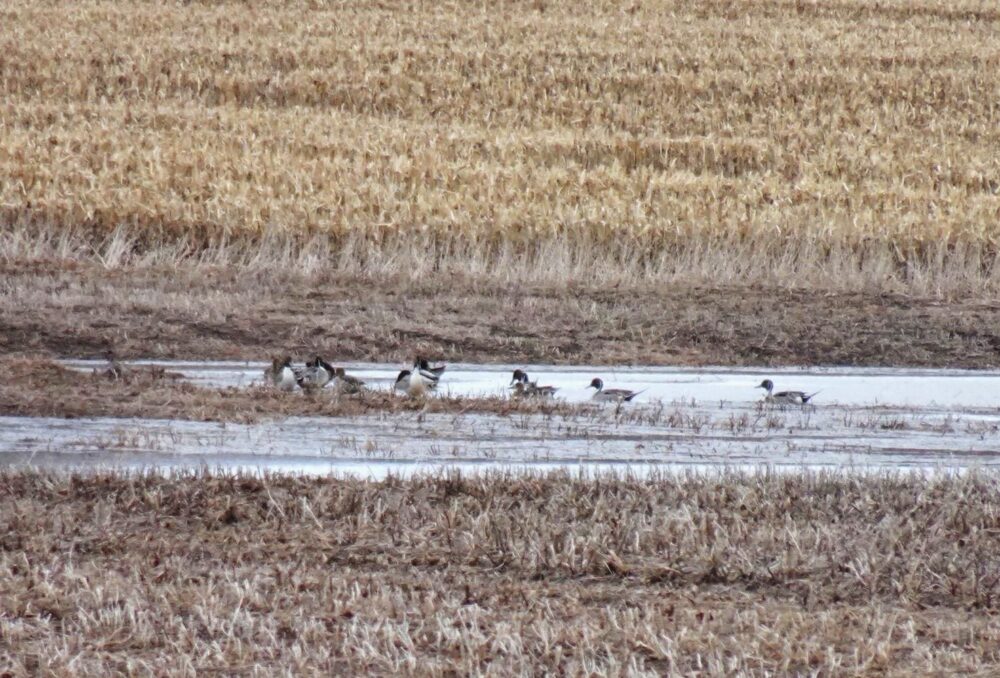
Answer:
[
  {"xmin": 2, "ymin": 470, "xmax": 999, "ymax": 675},
  {"xmin": 4, "ymin": 262, "xmax": 1000, "ymax": 368}
]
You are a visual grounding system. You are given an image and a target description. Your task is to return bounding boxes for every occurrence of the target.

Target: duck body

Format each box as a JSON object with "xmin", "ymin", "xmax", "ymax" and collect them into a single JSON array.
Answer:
[
  {"xmin": 408, "ymin": 368, "xmax": 437, "ymax": 396},
  {"xmin": 265, "ymin": 356, "xmax": 297, "ymax": 391},
  {"xmin": 416, "ymin": 357, "xmax": 446, "ymax": 378},
  {"xmin": 394, "ymin": 369, "xmax": 412, "ymax": 392},
  {"xmin": 296, "ymin": 356, "xmax": 333, "ymax": 391},
  {"xmin": 510, "ymin": 369, "xmax": 559, "ymax": 398},
  {"xmin": 587, "ymin": 378, "xmax": 641, "ymax": 403},
  {"xmin": 331, "ymin": 365, "xmax": 366, "ymax": 394},
  {"xmin": 757, "ymin": 379, "xmax": 818, "ymax": 405},
  {"xmin": 395, "ymin": 369, "xmax": 438, "ymax": 396}
]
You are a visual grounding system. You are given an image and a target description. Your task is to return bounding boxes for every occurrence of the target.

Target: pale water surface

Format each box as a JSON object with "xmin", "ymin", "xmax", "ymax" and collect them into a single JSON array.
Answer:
[{"xmin": 2, "ymin": 361, "xmax": 998, "ymax": 476}]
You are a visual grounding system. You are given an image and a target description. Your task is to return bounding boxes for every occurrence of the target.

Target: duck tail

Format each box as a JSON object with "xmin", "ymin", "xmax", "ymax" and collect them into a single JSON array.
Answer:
[{"xmin": 802, "ymin": 390, "xmax": 821, "ymax": 403}]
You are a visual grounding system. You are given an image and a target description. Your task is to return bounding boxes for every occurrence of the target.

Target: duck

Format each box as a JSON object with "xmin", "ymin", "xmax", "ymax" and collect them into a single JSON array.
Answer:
[
  {"xmin": 510, "ymin": 381, "xmax": 560, "ymax": 399},
  {"xmin": 509, "ymin": 369, "xmax": 530, "ymax": 388},
  {"xmin": 394, "ymin": 370, "xmax": 412, "ymax": 393},
  {"xmin": 394, "ymin": 368, "xmax": 438, "ymax": 396},
  {"xmin": 331, "ymin": 366, "xmax": 366, "ymax": 394},
  {"xmin": 296, "ymin": 356, "xmax": 333, "ymax": 391},
  {"xmin": 408, "ymin": 358, "xmax": 441, "ymax": 394},
  {"xmin": 587, "ymin": 377, "xmax": 642, "ymax": 403},
  {"xmin": 757, "ymin": 379, "xmax": 818, "ymax": 405},
  {"xmin": 509, "ymin": 369, "xmax": 559, "ymax": 398},
  {"xmin": 415, "ymin": 357, "xmax": 446, "ymax": 378},
  {"xmin": 264, "ymin": 356, "xmax": 297, "ymax": 391}
]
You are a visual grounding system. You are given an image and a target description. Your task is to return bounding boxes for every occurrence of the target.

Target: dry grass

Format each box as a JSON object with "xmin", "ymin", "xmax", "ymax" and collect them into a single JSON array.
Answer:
[
  {"xmin": 2, "ymin": 0, "xmax": 1000, "ymax": 293},
  {"xmin": 0, "ymin": 357, "xmax": 578, "ymax": 422},
  {"xmin": 2, "ymin": 469, "xmax": 1000, "ymax": 674}
]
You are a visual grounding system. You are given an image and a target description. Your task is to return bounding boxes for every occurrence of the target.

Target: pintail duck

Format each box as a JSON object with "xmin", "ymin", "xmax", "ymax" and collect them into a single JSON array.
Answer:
[
  {"xmin": 415, "ymin": 357, "xmax": 446, "ymax": 378},
  {"xmin": 406, "ymin": 357, "xmax": 441, "ymax": 395},
  {"xmin": 296, "ymin": 356, "xmax": 333, "ymax": 391},
  {"xmin": 394, "ymin": 369, "xmax": 412, "ymax": 393},
  {"xmin": 331, "ymin": 366, "xmax": 366, "ymax": 394},
  {"xmin": 394, "ymin": 368, "xmax": 438, "ymax": 396},
  {"xmin": 757, "ymin": 379, "xmax": 818, "ymax": 405},
  {"xmin": 265, "ymin": 356, "xmax": 297, "ymax": 391},
  {"xmin": 510, "ymin": 369, "xmax": 559, "ymax": 398},
  {"xmin": 587, "ymin": 377, "xmax": 642, "ymax": 403}
]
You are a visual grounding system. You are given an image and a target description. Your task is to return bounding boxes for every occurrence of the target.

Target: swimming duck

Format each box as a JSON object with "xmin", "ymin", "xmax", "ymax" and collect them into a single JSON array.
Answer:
[
  {"xmin": 265, "ymin": 356, "xmax": 297, "ymax": 391},
  {"xmin": 587, "ymin": 378, "xmax": 642, "ymax": 403},
  {"xmin": 757, "ymin": 379, "xmax": 818, "ymax": 405},
  {"xmin": 509, "ymin": 369, "xmax": 559, "ymax": 398}
]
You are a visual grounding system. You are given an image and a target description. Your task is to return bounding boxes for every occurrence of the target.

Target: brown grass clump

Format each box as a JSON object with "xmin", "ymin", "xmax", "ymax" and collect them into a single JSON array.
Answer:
[
  {"xmin": 1, "ymin": 0, "xmax": 1000, "ymax": 293},
  {"xmin": 0, "ymin": 357, "xmax": 576, "ymax": 422},
  {"xmin": 1, "ymin": 469, "xmax": 999, "ymax": 674}
]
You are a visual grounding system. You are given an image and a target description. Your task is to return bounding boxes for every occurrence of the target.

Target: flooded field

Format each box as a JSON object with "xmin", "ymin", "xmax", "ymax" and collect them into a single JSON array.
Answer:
[
  {"xmin": 1, "ymin": 361, "xmax": 998, "ymax": 475},
  {"xmin": 58, "ymin": 360, "xmax": 1000, "ymax": 408}
]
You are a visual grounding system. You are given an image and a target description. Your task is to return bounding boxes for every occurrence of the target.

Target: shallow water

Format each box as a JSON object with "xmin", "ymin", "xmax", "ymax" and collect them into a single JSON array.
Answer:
[
  {"xmin": 60, "ymin": 359, "xmax": 1000, "ymax": 408},
  {"xmin": 6, "ymin": 359, "xmax": 1000, "ymax": 475}
]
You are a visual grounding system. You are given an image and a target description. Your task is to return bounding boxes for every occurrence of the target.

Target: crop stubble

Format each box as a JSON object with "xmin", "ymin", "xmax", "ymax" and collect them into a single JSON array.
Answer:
[
  {"xmin": 1, "ymin": 470, "xmax": 999, "ymax": 674},
  {"xmin": 1, "ymin": 0, "xmax": 999, "ymax": 292}
]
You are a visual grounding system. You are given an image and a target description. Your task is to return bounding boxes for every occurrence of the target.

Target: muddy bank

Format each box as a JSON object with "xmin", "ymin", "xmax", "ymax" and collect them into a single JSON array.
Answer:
[
  {"xmin": 4, "ymin": 263, "xmax": 1000, "ymax": 367},
  {"xmin": 0, "ymin": 358, "xmax": 573, "ymax": 423}
]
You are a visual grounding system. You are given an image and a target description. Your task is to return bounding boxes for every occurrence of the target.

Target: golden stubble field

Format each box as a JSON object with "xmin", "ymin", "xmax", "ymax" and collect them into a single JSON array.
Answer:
[
  {"xmin": 2, "ymin": 470, "xmax": 1000, "ymax": 674},
  {"xmin": 1, "ymin": 0, "xmax": 999, "ymax": 292}
]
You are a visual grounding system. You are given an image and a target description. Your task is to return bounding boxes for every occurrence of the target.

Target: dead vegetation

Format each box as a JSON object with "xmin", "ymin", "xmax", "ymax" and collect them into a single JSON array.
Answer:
[
  {"xmin": 0, "ymin": 357, "xmax": 577, "ymax": 422},
  {"xmin": 4, "ymin": 0, "xmax": 1000, "ymax": 370},
  {"xmin": 1, "ymin": 0, "xmax": 999, "ymax": 294},
  {"xmin": 1, "ymin": 469, "xmax": 999, "ymax": 674}
]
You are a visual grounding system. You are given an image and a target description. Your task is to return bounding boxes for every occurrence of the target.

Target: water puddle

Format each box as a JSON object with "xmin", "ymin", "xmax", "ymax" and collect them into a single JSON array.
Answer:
[
  {"xmin": 59, "ymin": 359, "xmax": 1000, "ymax": 408},
  {"xmin": 6, "ymin": 358, "xmax": 1000, "ymax": 475}
]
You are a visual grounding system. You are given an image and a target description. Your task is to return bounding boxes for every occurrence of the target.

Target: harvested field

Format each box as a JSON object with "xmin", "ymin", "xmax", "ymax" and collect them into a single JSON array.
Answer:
[
  {"xmin": 2, "ymin": 470, "xmax": 999, "ymax": 674},
  {"xmin": 7, "ymin": 2, "xmax": 1000, "ymax": 671},
  {"xmin": 1, "ymin": 0, "xmax": 1000, "ymax": 293}
]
